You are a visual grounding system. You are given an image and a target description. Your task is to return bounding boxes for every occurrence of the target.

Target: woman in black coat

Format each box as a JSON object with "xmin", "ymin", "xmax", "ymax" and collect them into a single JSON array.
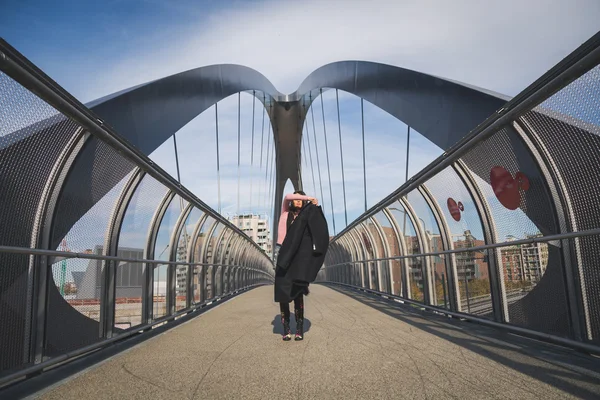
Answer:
[{"xmin": 275, "ymin": 191, "xmax": 329, "ymax": 341}]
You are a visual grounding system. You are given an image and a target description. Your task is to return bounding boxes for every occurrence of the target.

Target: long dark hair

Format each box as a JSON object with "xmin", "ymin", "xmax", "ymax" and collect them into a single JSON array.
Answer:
[{"xmin": 289, "ymin": 190, "xmax": 307, "ymax": 211}]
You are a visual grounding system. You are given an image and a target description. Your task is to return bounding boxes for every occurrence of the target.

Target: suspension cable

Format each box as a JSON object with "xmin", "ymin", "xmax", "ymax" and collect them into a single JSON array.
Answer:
[
  {"xmin": 258, "ymin": 94, "xmax": 266, "ymax": 217},
  {"xmin": 309, "ymin": 94, "xmax": 325, "ymax": 205},
  {"xmin": 302, "ymin": 131, "xmax": 315, "ymax": 195},
  {"xmin": 361, "ymin": 98, "xmax": 367, "ymax": 212},
  {"xmin": 249, "ymin": 91, "xmax": 256, "ymax": 214},
  {"xmin": 320, "ymin": 88, "xmax": 336, "ymax": 235},
  {"xmin": 336, "ymin": 89, "xmax": 348, "ymax": 227},
  {"xmin": 215, "ymin": 103, "xmax": 222, "ymax": 214},
  {"xmin": 264, "ymin": 103, "xmax": 272, "ymax": 215},
  {"xmin": 303, "ymin": 102, "xmax": 317, "ymax": 196},
  {"xmin": 237, "ymin": 92, "xmax": 241, "ymax": 216}
]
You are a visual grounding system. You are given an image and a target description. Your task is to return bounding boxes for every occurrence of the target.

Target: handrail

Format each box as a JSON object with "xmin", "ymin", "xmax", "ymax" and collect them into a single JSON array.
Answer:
[
  {"xmin": 325, "ymin": 227, "xmax": 600, "ymax": 268},
  {"xmin": 0, "ymin": 244, "xmax": 274, "ymax": 270}
]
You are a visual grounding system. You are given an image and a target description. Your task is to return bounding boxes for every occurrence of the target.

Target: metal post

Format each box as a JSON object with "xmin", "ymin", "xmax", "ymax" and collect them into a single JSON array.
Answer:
[
  {"xmin": 250, "ymin": 91, "xmax": 256, "ymax": 213},
  {"xmin": 237, "ymin": 92, "xmax": 241, "ymax": 216},
  {"xmin": 215, "ymin": 104, "xmax": 222, "ymax": 214},
  {"xmin": 361, "ymin": 98, "xmax": 367, "ymax": 212}
]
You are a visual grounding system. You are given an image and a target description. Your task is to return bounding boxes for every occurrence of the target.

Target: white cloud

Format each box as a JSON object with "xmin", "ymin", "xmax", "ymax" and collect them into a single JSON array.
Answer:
[
  {"xmin": 70, "ymin": 0, "xmax": 600, "ymax": 102},
  {"xmin": 22, "ymin": 0, "xmax": 599, "ymax": 240}
]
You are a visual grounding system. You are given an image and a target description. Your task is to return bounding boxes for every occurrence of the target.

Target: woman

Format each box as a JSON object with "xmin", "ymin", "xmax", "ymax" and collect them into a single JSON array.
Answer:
[{"xmin": 275, "ymin": 190, "xmax": 317, "ymax": 341}]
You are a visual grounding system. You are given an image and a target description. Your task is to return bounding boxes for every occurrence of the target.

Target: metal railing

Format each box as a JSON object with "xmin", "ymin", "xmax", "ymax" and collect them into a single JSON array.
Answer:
[
  {"xmin": 0, "ymin": 38, "xmax": 275, "ymax": 386},
  {"xmin": 325, "ymin": 31, "xmax": 600, "ymax": 353}
]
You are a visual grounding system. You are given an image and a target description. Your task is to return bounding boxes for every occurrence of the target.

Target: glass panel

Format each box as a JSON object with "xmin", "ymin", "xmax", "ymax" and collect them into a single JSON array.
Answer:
[
  {"xmin": 116, "ymin": 175, "xmax": 168, "ymax": 329},
  {"xmin": 153, "ymin": 195, "xmax": 188, "ymax": 319},
  {"xmin": 355, "ymin": 224, "xmax": 377, "ymax": 290},
  {"xmin": 215, "ymin": 229, "xmax": 233, "ymax": 265},
  {"xmin": 364, "ymin": 217, "xmax": 387, "ymax": 292},
  {"xmin": 428, "ymin": 254, "xmax": 450, "ymax": 310},
  {"xmin": 373, "ymin": 212, "xmax": 400, "ymax": 294},
  {"xmin": 205, "ymin": 223, "xmax": 224, "ymax": 264},
  {"xmin": 348, "ymin": 230, "xmax": 366, "ymax": 287},
  {"xmin": 456, "ymin": 250, "xmax": 492, "ymax": 316},
  {"xmin": 425, "ymin": 167, "xmax": 491, "ymax": 315},
  {"xmin": 174, "ymin": 208, "xmax": 203, "ymax": 312},
  {"xmin": 406, "ymin": 190, "xmax": 448, "ymax": 307},
  {"xmin": 225, "ymin": 236, "xmax": 240, "ymax": 266},
  {"xmin": 205, "ymin": 223, "xmax": 224, "ymax": 298},
  {"xmin": 152, "ymin": 263, "xmax": 168, "ymax": 318},
  {"xmin": 191, "ymin": 216, "xmax": 212, "ymax": 304},
  {"xmin": 387, "ymin": 201, "xmax": 423, "ymax": 302},
  {"xmin": 47, "ymin": 164, "xmax": 132, "ymax": 356}
]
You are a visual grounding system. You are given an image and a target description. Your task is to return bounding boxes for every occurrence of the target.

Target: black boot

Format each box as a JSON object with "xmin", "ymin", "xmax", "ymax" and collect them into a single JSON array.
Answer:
[
  {"xmin": 281, "ymin": 312, "xmax": 291, "ymax": 341},
  {"xmin": 294, "ymin": 306, "xmax": 304, "ymax": 341}
]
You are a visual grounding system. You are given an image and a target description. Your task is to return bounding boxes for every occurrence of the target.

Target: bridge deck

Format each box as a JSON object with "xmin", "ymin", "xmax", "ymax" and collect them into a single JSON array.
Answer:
[{"xmin": 38, "ymin": 285, "xmax": 600, "ymax": 399}]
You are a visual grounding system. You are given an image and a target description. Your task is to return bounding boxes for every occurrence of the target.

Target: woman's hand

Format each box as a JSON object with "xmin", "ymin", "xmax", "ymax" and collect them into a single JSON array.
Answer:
[{"xmin": 310, "ymin": 197, "xmax": 318, "ymax": 206}]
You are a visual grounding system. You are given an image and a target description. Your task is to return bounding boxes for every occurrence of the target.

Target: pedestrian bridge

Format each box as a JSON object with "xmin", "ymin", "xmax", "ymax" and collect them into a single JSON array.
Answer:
[{"xmin": 1, "ymin": 32, "xmax": 600, "ymax": 399}]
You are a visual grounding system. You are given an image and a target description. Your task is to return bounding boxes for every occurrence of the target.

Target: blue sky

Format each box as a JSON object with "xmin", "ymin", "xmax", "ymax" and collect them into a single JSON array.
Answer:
[{"xmin": 2, "ymin": 0, "xmax": 600, "ymax": 257}]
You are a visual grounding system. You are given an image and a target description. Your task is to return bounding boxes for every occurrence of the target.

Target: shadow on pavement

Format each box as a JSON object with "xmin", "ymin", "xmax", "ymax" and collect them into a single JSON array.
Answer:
[
  {"xmin": 325, "ymin": 283, "xmax": 600, "ymax": 400},
  {"xmin": 271, "ymin": 315, "xmax": 312, "ymax": 336}
]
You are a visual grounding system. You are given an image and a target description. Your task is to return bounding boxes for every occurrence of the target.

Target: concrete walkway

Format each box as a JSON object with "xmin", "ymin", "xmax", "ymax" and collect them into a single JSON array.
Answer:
[{"xmin": 38, "ymin": 285, "xmax": 600, "ymax": 399}]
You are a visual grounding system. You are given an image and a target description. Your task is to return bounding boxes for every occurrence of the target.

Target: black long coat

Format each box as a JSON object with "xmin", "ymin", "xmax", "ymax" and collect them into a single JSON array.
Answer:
[{"xmin": 274, "ymin": 203, "xmax": 329, "ymax": 303}]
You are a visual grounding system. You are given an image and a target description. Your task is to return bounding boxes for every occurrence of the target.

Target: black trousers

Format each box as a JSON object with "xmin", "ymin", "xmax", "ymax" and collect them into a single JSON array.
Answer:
[{"xmin": 279, "ymin": 294, "xmax": 304, "ymax": 322}]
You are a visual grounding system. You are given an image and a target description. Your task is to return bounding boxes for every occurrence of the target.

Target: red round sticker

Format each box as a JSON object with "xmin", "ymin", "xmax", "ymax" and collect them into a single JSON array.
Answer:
[{"xmin": 447, "ymin": 197, "xmax": 461, "ymax": 221}]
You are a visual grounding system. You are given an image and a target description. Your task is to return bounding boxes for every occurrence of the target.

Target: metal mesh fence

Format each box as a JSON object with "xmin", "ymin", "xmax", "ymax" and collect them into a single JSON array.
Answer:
[
  {"xmin": 0, "ymin": 50, "xmax": 273, "ymax": 383},
  {"xmin": 45, "ymin": 256, "xmax": 103, "ymax": 357},
  {"xmin": 45, "ymin": 140, "xmax": 135, "ymax": 356},
  {"xmin": 521, "ymin": 65, "xmax": 600, "ymax": 342},
  {"xmin": 458, "ymin": 125, "xmax": 570, "ymax": 335},
  {"xmin": 0, "ymin": 72, "xmax": 81, "ymax": 373}
]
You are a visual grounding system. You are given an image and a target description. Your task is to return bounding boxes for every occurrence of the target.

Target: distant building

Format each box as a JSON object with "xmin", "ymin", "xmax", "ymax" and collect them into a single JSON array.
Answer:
[
  {"xmin": 452, "ymin": 230, "xmax": 488, "ymax": 283},
  {"xmin": 75, "ymin": 245, "xmax": 145, "ymax": 300},
  {"xmin": 229, "ymin": 214, "xmax": 272, "ymax": 256},
  {"xmin": 500, "ymin": 234, "xmax": 548, "ymax": 283}
]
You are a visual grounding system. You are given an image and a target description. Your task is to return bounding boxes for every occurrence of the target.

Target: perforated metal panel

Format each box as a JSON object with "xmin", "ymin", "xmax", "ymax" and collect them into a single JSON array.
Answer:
[
  {"xmin": 522, "ymin": 66, "xmax": 600, "ymax": 341},
  {"xmin": 459, "ymin": 126, "xmax": 569, "ymax": 336},
  {"xmin": 45, "ymin": 141, "xmax": 135, "ymax": 356},
  {"xmin": 0, "ymin": 73, "xmax": 81, "ymax": 373}
]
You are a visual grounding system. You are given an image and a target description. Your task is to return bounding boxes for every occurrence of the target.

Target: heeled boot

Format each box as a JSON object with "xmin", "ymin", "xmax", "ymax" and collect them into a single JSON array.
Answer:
[
  {"xmin": 281, "ymin": 312, "xmax": 292, "ymax": 341},
  {"xmin": 294, "ymin": 306, "xmax": 304, "ymax": 341}
]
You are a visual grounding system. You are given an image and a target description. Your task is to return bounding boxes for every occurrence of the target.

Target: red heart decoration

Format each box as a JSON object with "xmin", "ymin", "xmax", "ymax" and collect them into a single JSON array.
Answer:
[{"xmin": 490, "ymin": 166, "xmax": 521, "ymax": 210}]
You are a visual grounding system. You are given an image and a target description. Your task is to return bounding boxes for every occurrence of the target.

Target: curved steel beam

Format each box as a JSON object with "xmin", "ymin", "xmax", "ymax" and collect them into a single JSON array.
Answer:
[
  {"xmin": 292, "ymin": 60, "xmax": 508, "ymax": 150},
  {"xmin": 87, "ymin": 65, "xmax": 282, "ymax": 155}
]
